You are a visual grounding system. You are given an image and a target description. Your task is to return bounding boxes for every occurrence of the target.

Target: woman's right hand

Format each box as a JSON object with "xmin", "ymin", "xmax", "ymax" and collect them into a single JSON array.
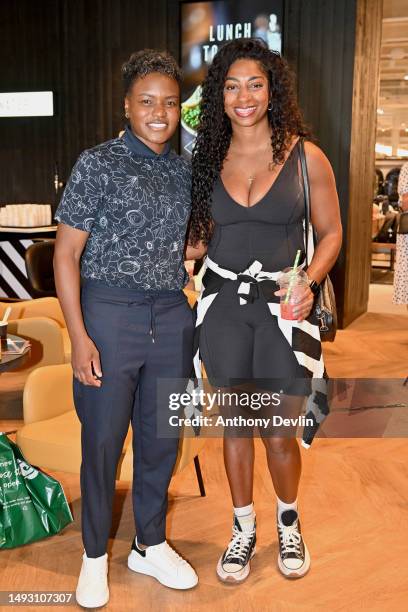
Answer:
[{"xmin": 72, "ymin": 334, "xmax": 103, "ymax": 387}]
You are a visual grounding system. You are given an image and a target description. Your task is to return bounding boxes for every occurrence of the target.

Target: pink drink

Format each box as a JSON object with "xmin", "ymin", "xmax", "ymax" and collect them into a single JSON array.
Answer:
[
  {"xmin": 280, "ymin": 302, "xmax": 297, "ymax": 320},
  {"xmin": 277, "ymin": 267, "xmax": 309, "ymax": 321}
]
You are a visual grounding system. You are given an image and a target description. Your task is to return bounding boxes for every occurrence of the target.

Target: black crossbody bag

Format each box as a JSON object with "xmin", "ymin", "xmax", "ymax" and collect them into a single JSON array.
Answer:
[{"xmin": 299, "ymin": 138, "xmax": 338, "ymax": 342}]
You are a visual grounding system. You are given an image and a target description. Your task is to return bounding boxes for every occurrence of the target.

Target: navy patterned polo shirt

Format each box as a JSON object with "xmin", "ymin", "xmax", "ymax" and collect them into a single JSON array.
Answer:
[{"xmin": 55, "ymin": 125, "xmax": 191, "ymax": 290}]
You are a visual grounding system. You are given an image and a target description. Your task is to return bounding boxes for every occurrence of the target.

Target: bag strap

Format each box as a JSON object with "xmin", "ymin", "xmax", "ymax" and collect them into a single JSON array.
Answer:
[{"xmin": 298, "ymin": 138, "xmax": 316, "ymax": 265}]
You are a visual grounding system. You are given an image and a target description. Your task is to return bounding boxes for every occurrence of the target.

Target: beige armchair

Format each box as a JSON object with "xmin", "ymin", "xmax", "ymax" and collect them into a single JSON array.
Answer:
[
  {"xmin": 0, "ymin": 297, "xmax": 65, "ymax": 326},
  {"xmin": 0, "ymin": 317, "xmax": 66, "ymax": 418},
  {"xmin": 0, "ymin": 298, "xmax": 71, "ymax": 363},
  {"xmin": 16, "ymin": 363, "xmax": 206, "ymax": 494}
]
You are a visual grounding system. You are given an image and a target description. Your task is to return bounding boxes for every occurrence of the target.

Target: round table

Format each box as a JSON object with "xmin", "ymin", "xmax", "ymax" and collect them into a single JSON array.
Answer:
[{"xmin": 0, "ymin": 334, "xmax": 30, "ymax": 373}]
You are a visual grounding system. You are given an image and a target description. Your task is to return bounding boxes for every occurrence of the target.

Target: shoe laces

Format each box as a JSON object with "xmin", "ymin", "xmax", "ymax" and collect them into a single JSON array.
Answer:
[
  {"xmin": 278, "ymin": 522, "xmax": 302, "ymax": 555},
  {"xmin": 161, "ymin": 542, "xmax": 188, "ymax": 567},
  {"xmin": 225, "ymin": 524, "xmax": 255, "ymax": 563}
]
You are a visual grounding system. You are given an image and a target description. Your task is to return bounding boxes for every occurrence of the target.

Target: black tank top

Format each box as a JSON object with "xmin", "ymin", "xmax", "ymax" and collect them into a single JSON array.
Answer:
[{"xmin": 208, "ymin": 141, "xmax": 305, "ymax": 273}]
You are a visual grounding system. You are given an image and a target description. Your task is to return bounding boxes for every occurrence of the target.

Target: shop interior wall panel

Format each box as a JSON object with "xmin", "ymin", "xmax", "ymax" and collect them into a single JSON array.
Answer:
[
  {"xmin": 0, "ymin": 0, "xmax": 170, "ymax": 205},
  {"xmin": 344, "ymin": 0, "xmax": 383, "ymax": 327},
  {"xmin": 284, "ymin": 0, "xmax": 382, "ymax": 327},
  {"xmin": 55, "ymin": 0, "xmax": 170, "ymax": 182},
  {"xmin": 0, "ymin": 0, "xmax": 60, "ymax": 205}
]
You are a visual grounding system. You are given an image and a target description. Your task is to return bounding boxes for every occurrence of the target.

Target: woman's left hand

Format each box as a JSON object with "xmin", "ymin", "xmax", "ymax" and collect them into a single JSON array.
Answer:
[{"xmin": 274, "ymin": 285, "xmax": 315, "ymax": 321}]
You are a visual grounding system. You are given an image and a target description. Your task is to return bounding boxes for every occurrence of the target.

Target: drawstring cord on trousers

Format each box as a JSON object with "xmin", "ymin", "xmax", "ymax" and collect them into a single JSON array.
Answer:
[
  {"xmin": 149, "ymin": 301, "xmax": 155, "ymax": 343},
  {"xmin": 128, "ymin": 299, "xmax": 155, "ymax": 343}
]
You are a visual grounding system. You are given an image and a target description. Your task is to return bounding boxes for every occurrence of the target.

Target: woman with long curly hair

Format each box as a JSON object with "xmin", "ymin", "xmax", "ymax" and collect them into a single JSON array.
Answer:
[{"xmin": 186, "ymin": 38, "xmax": 342, "ymax": 583}]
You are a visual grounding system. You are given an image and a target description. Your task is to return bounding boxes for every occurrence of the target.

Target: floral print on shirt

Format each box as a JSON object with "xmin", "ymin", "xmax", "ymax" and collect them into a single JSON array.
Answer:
[{"xmin": 55, "ymin": 138, "xmax": 191, "ymax": 290}]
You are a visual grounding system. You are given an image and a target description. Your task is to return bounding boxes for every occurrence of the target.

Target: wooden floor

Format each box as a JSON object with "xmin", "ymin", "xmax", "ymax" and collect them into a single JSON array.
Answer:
[
  {"xmin": 1, "ymin": 310, "xmax": 408, "ymax": 611},
  {"xmin": 322, "ymin": 311, "xmax": 408, "ymax": 378}
]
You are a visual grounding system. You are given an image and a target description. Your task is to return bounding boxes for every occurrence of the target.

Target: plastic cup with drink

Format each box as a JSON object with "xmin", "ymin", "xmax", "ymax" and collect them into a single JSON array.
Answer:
[{"xmin": 277, "ymin": 251, "xmax": 309, "ymax": 320}]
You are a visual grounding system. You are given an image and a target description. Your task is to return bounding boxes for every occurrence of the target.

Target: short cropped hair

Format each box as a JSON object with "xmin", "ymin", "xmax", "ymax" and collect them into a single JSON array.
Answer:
[{"xmin": 121, "ymin": 49, "xmax": 182, "ymax": 95}]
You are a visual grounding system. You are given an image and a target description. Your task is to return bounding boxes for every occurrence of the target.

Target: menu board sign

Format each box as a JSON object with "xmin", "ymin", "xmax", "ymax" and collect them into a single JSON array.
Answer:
[{"xmin": 180, "ymin": 1, "xmax": 284, "ymax": 157}]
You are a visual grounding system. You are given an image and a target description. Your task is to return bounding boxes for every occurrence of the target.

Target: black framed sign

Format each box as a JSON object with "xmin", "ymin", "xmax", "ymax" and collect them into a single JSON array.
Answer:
[{"xmin": 180, "ymin": 0, "xmax": 284, "ymax": 157}]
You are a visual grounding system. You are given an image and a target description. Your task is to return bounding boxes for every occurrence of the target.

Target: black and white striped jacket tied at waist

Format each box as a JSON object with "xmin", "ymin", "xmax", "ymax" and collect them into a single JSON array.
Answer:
[{"xmin": 188, "ymin": 256, "xmax": 330, "ymax": 448}]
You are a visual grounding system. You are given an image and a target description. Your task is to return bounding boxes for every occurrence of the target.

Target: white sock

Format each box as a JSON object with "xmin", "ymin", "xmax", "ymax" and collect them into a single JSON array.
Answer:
[
  {"xmin": 277, "ymin": 496, "xmax": 298, "ymax": 524},
  {"xmin": 234, "ymin": 502, "xmax": 255, "ymax": 533}
]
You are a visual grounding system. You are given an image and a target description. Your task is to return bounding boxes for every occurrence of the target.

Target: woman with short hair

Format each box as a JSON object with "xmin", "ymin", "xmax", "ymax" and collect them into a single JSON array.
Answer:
[{"xmin": 55, "ymin": 49, "xmax": 198, "ymax": 608}]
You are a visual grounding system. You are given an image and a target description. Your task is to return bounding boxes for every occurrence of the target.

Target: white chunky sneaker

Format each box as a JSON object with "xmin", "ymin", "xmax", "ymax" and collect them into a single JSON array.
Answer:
[
  {"xmin": 216, "ymin": 515, "xmax": 256, "ymax": 584},
  {"xmin": 76, "ymin": 552, "xmax": 109, "ymax": 608},
  {"xmin": 127, "ymin": 538, "xmax": 198, "ymax": 590},
  {"xmin": 277, "ymin": 509, "xmax": 310, "ymax": 578}
]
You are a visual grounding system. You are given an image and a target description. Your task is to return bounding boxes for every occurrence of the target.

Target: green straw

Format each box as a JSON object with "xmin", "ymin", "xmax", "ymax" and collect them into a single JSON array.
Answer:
[{"xmin": 284, "ymin": 249, "xmax": 301, "ymax": 304}]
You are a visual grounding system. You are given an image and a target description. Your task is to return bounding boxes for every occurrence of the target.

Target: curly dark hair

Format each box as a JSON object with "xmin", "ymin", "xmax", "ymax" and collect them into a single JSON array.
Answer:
[
  {"xmin": 122, "ymin": 49, "xmax": 182, "ymax": 95},
  {"xmin": 190, "ymin": 38, "xmax": 311, "ymax": 245}
]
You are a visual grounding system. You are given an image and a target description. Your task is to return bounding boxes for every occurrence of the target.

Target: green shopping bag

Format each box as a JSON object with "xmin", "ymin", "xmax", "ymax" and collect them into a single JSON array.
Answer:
[{"xmin": 0, "ymin": 433, "xmax": 73, "ymax": 548}]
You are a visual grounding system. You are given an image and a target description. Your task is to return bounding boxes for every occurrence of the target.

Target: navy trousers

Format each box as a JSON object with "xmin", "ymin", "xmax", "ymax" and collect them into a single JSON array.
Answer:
[{"xmin": 74, "ymin": 280, "xmax": 195, "ymax": 557}]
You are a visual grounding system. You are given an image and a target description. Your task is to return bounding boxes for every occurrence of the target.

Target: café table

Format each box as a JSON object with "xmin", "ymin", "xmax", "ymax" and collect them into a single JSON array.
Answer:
[{"xmin": 0, "ymin": 334, "xmax": 30, "ymax": 373}]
